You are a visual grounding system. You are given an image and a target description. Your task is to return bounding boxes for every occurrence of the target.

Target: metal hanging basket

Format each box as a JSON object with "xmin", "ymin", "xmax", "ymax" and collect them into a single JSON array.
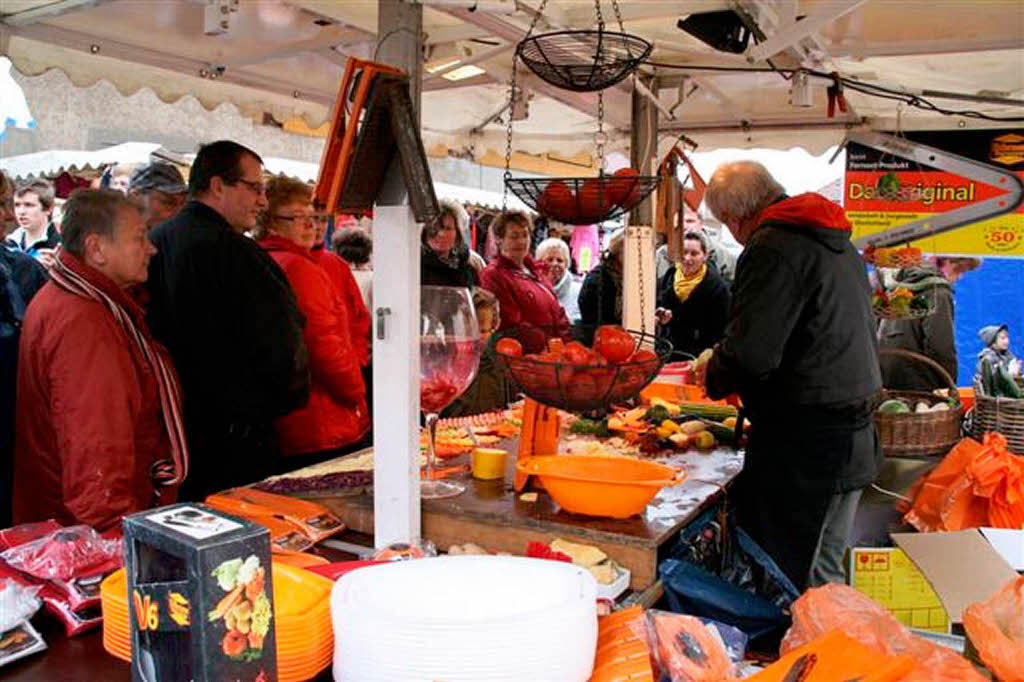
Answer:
[
  {"xmin": 516, "ymin": 29, "xmax": 652, "ymax": 92},
  {"xmin": 505, "ymin": 175, "xmax": 659, "ymax": 225},
  {"xmin": 491, "ymin": 325, "xmax": 672, "ymax": 414}
]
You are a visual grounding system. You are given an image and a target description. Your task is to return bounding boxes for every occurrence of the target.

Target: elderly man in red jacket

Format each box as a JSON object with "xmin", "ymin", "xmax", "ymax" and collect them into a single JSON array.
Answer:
[{"xmin": 14, "ymin": 189, "xmax": 187, "ymax": 532}]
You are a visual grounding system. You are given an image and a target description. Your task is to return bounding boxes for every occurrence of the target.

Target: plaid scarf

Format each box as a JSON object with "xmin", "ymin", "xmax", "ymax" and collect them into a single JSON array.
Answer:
[{"xmin": 49, "ymin": 249, "xmax": 188, "ymax": 488}]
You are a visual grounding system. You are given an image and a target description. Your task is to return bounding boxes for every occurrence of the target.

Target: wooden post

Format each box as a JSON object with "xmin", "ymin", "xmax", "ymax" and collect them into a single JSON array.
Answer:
[
  {"xmin": 623, "ymin": 225, "xmax": 655, "ymax": 339},
  {"xmin": 372, "ymin": 0, "xmax": 424, "ymax": 547},
  {"xmin": 629, "ymin": 75, "xmax": 658, "ymax": 227}
]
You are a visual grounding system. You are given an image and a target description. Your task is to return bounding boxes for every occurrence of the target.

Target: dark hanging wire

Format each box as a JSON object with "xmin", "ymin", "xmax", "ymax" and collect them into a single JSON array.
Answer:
[{"xmin": 642, "ymin": 61, "xmax": 1024, "ymax": 122}]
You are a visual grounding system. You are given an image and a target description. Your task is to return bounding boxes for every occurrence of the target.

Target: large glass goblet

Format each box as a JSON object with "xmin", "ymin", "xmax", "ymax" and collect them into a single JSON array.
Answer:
[{"xmin": 420, "ymin": 286, "xmax": 481, "ymax": 499}]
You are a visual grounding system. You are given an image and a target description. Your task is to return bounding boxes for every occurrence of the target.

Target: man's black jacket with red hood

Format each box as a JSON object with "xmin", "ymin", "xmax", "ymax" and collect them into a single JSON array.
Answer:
[{"xmin": 706, "ymin": 192, "xmax": 882, "ymax": 494}]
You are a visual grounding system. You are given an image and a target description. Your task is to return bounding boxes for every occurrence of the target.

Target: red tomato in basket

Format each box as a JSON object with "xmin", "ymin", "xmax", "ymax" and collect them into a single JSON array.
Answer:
[
  {"xmin": 605, "ymin": 167, "xmax": 640, "ymax": 206},
  {"xmin": 594, "ymin": 325, "xmax": 636, "ymax": 364},
  {"xmin": 566, "ymin": 372, "xmax": 599, "ymax": 401},
  {"xmin": 561, "ymin": 341, "xmax": 593, "ymax": 366},
  {"xmin": 495, "ymin": 338, "xmax": 523, "ymax": 357},
  {"xmin": 578, "ymin": 178, "xmax": 611, "ymax": 218},
  {"xmin": 538, "ymin": 181, "xmax": 574, "ymax": 218},
  {"xmin": 629, "ymin": 348, "xmax": 660, "ymax": 373}
]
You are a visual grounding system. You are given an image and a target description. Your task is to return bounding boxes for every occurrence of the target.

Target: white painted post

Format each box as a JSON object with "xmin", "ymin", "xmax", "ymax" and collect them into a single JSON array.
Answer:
[
  {"xmin": 372, "ymin": 0, "xmax": 424, "ymax": 547},
  {"xmin": 372, "ymin": 205, "xmax": 421, "ymax": 547},
  {"xmin": 623, "ymin": 225, "xmax": 655, "ymax": 340}
]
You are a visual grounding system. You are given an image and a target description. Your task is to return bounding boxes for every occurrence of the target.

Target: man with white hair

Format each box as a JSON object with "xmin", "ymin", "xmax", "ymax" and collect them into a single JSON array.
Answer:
[{"xmin": 698, "ymin": 160, "xmax": 881, "ymax": 590}]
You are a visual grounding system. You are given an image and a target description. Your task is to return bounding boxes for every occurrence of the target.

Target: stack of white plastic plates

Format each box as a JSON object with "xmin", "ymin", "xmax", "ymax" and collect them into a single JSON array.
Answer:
[{"xmin": 331, "ymin": 555, "xmax": 597, "ymax": 681}]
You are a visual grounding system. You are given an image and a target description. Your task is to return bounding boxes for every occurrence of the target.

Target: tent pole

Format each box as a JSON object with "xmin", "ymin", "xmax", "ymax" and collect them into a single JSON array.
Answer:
[
  {"xmin": 372, "ymin": 0, "xmax": 424, "ymax": 548},
  {"xmin": 629, "ymin": 74, "xmax": 658, "ymax": 227}
]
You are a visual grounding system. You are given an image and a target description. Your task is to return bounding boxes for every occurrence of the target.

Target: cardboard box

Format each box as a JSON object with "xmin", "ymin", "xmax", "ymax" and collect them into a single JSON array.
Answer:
[
  {"xmin": 849, "ymin": 547, "xmax": 950, "ymax": 632},
  {"xmin": 892, "ymin": 529, "xmax": 1018, "ymax": 626},
  {"xmin": 850, "ymin": 529, "xmax": 1018, "ymax": 633}
]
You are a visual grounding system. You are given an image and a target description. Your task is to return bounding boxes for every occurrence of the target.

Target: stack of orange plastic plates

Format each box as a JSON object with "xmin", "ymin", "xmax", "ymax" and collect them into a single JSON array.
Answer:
[
  {"xmin": 590, "ymin": 606, "xmax": 655, "ymax": 682},
  {"xmin": 100, "ymin": 562, "xmax": 334, "ymax": 682}
]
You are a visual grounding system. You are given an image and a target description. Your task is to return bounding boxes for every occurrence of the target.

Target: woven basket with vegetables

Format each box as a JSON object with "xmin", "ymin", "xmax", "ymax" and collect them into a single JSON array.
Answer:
[
  {"xmin": 972, "ymin": 357, "xmax": 1024, "ymax": 454},
  {"xmin": 875, "ymin": 348, "xmax": 962, "ymax": 458}
]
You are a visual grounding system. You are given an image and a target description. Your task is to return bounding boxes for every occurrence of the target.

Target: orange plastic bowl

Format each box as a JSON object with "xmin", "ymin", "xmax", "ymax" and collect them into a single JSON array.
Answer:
[{"xmin": 516, "ymin": 456, "xmax": 686, "ymax": 518}]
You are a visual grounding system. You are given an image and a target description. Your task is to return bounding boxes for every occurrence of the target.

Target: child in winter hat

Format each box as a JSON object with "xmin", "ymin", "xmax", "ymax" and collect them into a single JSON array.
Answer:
[{"xmin": 975, "ymin": 324, "xmax": 1021, "ymax": 384}]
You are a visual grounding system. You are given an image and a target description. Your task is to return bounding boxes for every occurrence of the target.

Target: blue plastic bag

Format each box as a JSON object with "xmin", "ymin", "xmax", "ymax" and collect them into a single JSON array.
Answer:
[{"xmin": 660, "ymin": 508, "xmax": 799, "ymax": 641}]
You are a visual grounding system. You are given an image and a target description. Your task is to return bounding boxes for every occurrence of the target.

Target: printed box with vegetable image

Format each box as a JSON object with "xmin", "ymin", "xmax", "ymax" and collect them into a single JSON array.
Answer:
[{"xmin": 123, "ymin": 503, "xmax": 277, "ymax": 682}]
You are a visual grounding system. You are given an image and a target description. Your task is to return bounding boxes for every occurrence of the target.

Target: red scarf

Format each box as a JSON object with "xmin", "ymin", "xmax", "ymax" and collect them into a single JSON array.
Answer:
[{"xmin": 48, "ymin": 248, "xmax": 189, "ymax": 488}]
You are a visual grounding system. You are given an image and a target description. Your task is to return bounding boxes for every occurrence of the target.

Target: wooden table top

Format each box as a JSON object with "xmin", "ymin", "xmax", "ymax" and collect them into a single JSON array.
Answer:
[{"xmin": 307, "ymin": 446, "xmax": 743, "ymax": 551}]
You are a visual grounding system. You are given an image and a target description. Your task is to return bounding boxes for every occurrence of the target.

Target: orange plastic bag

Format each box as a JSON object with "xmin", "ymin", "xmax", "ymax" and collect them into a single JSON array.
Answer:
[
  {"xmin": 905, "ymin": 433, "xmax": 1024, "ymax": 532},
  {"xmin": 749, "ymin": 629, "xmax": 915, "ymax": 681},
  {"xmin": 963, "ymin": 577, "xmax": 1024, "ymax": 682},
  {"xmin": 782, "ymin": 584, "xmax": 986, "ymax": 681},
  {"xmin": 646, "ymin": 610, "xmax": 733, "ymax": 682}
]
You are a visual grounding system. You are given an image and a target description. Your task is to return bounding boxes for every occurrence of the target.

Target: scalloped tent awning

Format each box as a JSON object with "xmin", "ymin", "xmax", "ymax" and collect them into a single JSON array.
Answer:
[{"xmin": 2, "ymin": 0, "xmax": 1022, "ymax": 160}]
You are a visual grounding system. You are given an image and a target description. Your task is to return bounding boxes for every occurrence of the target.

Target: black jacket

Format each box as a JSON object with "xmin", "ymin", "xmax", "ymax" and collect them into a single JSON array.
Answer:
[
  {"xmin": 657, "ymin": 263, "xmax": 731, "ymax": 358},
  {"xmin": 707, "ymin": 194, "xmax": 882, "ymax": 493},
  {"xmin": 878, "ymin": 265, "xmax": 956, "ymax": 391},
  {"xmin": 420, "ymin": 244, "xmax": 477, "ymax": 288},
  {"xmin": 0, "ymin": 246, "xmax": 47, "ymax": 527},
  {"xmin": 578, "ymin": 262, "xmax": 621, "ymax": 331},
  {"xmin": 146, "ymin": 201, "xmax": 310, "ymax": 426}
]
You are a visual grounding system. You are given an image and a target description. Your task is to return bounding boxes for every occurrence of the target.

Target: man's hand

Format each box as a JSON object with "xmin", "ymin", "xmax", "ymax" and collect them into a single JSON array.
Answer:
[
  {"xmin": 655, "ymin": 307, "xmax": 673, "ymax": 326},
  {"xmin": 35, "ymin": 248, "xmax": 56, "ymax": 269},
  {"xmin": 693, "ymin": 347, "xmax": 714, "ymax": 387}
]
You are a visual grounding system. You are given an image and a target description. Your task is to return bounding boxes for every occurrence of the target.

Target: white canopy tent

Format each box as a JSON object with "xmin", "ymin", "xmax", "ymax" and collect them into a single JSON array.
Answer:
[{"xmin": 2, "ymin": 0, "xmax": 1021, "ymax": 164}]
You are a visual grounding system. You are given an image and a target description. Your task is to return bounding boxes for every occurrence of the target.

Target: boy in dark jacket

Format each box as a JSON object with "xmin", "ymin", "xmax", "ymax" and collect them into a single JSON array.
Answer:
[
  {"xmin": 975, "ymin": 324, "xmax": 1021, "ymax": 386},
  {"xmin": 443, "ymin": 287, "xmax": 514, "ymax": 417}
]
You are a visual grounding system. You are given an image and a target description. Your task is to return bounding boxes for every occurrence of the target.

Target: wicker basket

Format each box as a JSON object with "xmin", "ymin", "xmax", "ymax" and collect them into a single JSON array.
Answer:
[
  {"xmin": 875, "ymin": 348, "xmax": 963, "ymax": 458},
  {"xmin": 971, "ymin": 386, "xmax": 1024, "ymax": 455}
]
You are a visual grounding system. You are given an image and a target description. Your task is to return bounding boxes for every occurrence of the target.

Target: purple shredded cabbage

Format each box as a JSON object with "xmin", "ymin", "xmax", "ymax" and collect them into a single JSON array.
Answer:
[{"xmin": 254, "ymin": 470, "xmax": 373, "ymax": 494}]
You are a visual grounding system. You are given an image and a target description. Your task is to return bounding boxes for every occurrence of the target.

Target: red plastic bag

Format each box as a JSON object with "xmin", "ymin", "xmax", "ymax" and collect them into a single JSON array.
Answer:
[
  {"xmin": 782, "ymin": 584, "xmax": 985, "ymax": 681},
  {"xmin": 0, "ymin": 561, "xmax": 101, "ymax": 636},
  {"xmin": 0, "ymin": 525, "xmax": 121, "ymax": 581},
  {"xmin": 963, "ymin": 577, "xmax": 1024, "ymax": 682},
  {"xmin": 646, "ymin": 610, "xmax": 734, "ymax": 682},
  {"xmin": 905, "ymin": 433, "xmax": 1024, "ymax": 532},
  {"xmin": 0, "ymin": 520, "xmax": 63, "ymax": 551}
]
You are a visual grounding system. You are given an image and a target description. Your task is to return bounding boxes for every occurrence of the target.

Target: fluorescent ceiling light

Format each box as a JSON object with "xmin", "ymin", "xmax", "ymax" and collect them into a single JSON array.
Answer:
[
  {"xmin": 425, "ymin": 58, "xmax": 462, "ymax": 74},
  {"xmin": 443, "ymin": 64, "xmax": 486, "ymax": 81}
]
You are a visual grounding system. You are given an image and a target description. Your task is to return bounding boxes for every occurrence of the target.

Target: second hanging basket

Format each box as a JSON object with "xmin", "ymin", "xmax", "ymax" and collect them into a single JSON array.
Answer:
[{"xmin": 505, "ymin": 175, "xmax": 659, "ymax": 225}]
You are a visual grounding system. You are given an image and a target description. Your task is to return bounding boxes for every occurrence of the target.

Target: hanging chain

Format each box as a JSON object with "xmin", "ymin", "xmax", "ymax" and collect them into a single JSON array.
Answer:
[
  {"xmin": 594, "ymin": 89, "xmax": 607, "ymax": 176},
  {"xmin": 636, "ymin": 226, "xmax": 647, "ymax": 336},
  {"xmin": 502, "ymin": 57, "xmax": 518, "ymax": 214},
  {"xmin": 592, "ymin": 0, "xmax": 605, "ymax": 31},
  {"xmin": 524, "ymin": 0, "xmax": 550, "ymax": 40},
  {"xmin": 609, "ymin": 0, "xmax": 626, "ymax": 33}
]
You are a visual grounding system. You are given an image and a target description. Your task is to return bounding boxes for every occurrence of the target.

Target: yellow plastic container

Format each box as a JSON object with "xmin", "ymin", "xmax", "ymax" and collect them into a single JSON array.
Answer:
[{"xmin": 471, "ymin": 447, "xmax": 508, "ymax": 480}]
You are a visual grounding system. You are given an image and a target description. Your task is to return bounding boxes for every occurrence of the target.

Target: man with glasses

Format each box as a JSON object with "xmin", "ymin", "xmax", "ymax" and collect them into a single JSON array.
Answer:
[{"xmin": 147, "ymin": 140, "xmax": 310, "ymax": 501}]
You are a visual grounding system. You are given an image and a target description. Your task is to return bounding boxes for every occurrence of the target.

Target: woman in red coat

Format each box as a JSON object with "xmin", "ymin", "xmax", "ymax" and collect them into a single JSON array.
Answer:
[
  {"xmin": 480, "ymin": 211, "xmax": 570, "ymax": 339},
  {"xmin": 257, "ymin": 178, "xmax": 368, "ymax": 468}
]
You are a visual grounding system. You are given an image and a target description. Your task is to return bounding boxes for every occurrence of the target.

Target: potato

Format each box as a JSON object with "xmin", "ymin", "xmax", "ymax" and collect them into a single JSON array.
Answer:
[{"xmin": 679, "ymin": 420, "xmax": 706, "ymax": 435}]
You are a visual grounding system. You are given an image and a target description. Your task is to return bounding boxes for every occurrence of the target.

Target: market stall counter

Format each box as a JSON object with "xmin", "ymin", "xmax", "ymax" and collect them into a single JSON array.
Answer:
[{"xmin": 267, "ymin": 441, "xmax": 743, "ymax": 592}]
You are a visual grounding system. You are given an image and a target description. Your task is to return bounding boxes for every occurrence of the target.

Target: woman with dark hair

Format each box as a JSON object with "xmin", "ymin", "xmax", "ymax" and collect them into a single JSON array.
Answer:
[
  {"xmin": 257, "ymin": 177, "xmax": 368, "ymax": 468},
  {"xmin": 479, "ymin": 211, "xmax": 569, "ymax": 338},
  {"xmin": 655, "ymin": 230, "xmax": 731, "ymax": 358},
  {"xmin": 421, "ymin": 200, "xmax": 479, "ymax": 288}
]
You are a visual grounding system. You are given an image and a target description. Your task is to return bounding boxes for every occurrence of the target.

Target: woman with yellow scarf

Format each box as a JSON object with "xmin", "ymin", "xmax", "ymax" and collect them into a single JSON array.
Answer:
[{"xmin": 655, "ymin": 230, "xmax": 731, "ymax": 358}]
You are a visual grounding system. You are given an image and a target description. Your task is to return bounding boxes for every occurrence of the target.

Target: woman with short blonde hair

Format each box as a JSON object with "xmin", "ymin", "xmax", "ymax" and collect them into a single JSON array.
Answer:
[{"xmin": 258, "ymin": 176, "xmax": 368, "ymax": 466}]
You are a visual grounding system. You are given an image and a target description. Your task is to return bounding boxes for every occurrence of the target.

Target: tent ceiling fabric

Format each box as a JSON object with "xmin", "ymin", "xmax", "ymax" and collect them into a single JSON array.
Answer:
[{"xmin": 2, "ymin": 0, "xmax": 1022, "ymax": 159}]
